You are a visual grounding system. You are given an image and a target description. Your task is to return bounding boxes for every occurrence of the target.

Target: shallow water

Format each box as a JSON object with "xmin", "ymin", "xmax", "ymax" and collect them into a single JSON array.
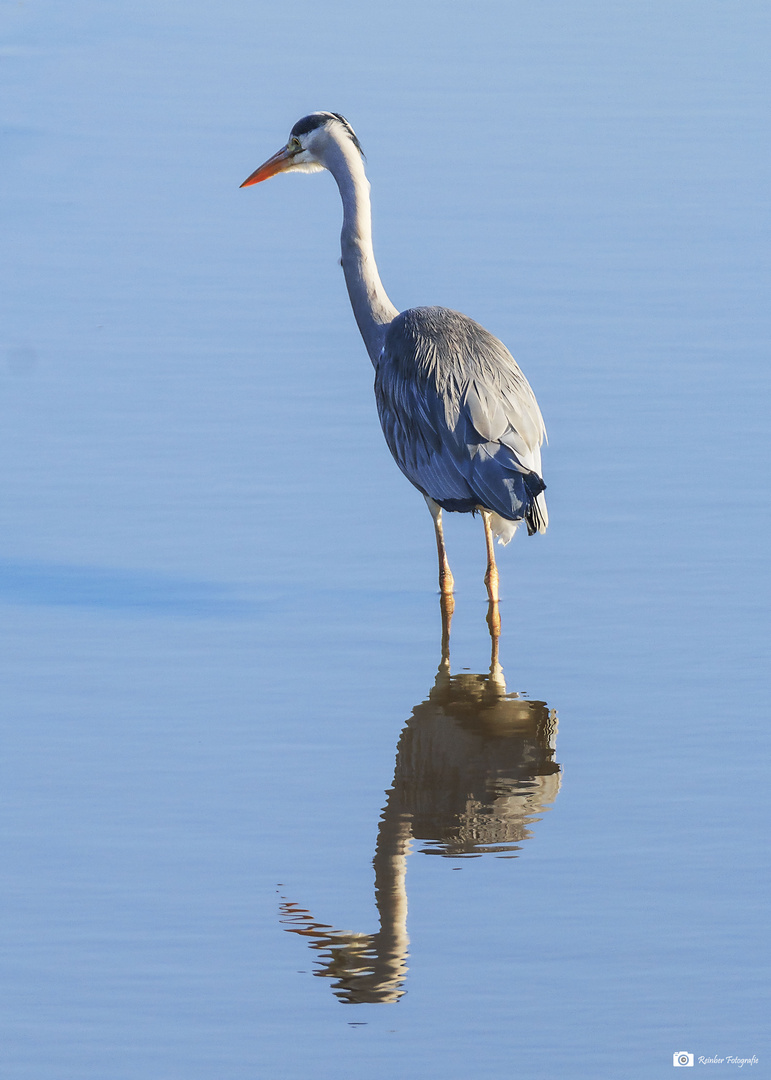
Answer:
[{"xmin": 1, "ymin": 1, "xmax": 769, "ymax": 1077}]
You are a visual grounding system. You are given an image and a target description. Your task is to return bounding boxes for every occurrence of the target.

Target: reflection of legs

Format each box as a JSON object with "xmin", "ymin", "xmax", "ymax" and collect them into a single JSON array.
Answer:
[
  {"xmin": 425, "ymin": 496, "xmax": 454, "ymax": 596},
  {"xmin": 481, "ymin": 511, "xmax": 503, "ymax": 681},
  {"xmin": 486, "ymin": 600, "xmax": 504, "ymax": 687},
  {"xmin": 481, "ymin": 510, "xmax": 499, "ymax": 604},
  {"xmin": 439, "ymin": 591, "xmax": 454, "ymax": 667}
]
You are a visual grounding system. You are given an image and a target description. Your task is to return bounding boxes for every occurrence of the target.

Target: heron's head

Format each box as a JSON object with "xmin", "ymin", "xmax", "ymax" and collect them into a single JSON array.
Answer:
[{"xmin": 240, "ymin": 112, "xmax": 364, "ymax": 188}]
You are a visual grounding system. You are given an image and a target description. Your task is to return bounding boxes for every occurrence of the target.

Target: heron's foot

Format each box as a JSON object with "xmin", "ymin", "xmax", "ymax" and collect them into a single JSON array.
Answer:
[
  {"xmin": 439, "ymin": 566, "xmax": 455, "ymax": 596},
  {"xmin": 484, "ymin": 568, "xmax": 499, "ymax": 605},
  {"xmin": 486, "ymin": 598, "xmax": 501, "ymax": 640}
]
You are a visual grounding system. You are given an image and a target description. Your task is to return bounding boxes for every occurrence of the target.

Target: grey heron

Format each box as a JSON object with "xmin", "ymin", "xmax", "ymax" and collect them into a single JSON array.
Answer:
[{"xmin": 241, "ymin": 112, "xmax": 547, "ymax": 606}]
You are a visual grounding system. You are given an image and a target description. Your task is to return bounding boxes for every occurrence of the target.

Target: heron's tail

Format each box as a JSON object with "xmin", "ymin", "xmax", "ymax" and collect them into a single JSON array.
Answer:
[{"xmin": 489, "ymin": 513, "xmax": 520, "ymax": 545}]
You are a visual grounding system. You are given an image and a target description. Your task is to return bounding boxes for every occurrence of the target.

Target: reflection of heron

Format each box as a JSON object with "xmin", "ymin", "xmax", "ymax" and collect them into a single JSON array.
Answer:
[
  {"xmin": 241, "ymin": 112, "xmax": 547, "ymax": 602},
  {"xmin": 279, "ymin": 601, "xmax": 560, "ymax": 1004},
  {"xmin": 395, "ymin": 649, "xmax": 559, "ymax": 859}
]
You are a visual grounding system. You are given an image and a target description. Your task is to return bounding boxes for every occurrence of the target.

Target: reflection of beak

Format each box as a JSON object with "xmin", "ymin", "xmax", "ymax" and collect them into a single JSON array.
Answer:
[{"xmin": 240, "ymin": 145, "xmax": 293, "ymax": 187}]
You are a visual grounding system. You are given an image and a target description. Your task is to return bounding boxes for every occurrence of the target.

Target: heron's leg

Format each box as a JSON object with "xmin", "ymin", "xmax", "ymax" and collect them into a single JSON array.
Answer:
[
  {"xmin": 424, "ymin": 496, "xmax": 454, "ymax": 597},
  {"xmin": 481, "ymin": 510, "xmax": 500, "ymax": 604}
]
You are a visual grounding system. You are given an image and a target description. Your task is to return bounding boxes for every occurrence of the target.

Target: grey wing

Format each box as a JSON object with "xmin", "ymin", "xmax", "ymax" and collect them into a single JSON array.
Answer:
[{"xmin": 374, "ymin": 307, "xmax": 547, "ymax": 532}]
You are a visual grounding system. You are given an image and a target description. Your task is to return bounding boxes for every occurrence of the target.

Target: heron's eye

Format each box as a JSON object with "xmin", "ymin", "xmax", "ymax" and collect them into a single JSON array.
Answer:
[{"xmin": 288, "ymin": 137, "xmax": 302, "ymax": 154}]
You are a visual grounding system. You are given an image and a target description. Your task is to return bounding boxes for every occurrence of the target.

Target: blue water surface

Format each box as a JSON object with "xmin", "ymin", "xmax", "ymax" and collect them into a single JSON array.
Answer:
[{"xmin": 1, "ymin": 1, "xmax": 768, "ymax": 1077}]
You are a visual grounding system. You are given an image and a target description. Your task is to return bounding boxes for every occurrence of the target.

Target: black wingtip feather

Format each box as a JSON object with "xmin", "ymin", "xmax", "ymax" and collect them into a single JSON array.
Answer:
[{"xmin": 524, "ymin": 473, "xmax": 547, "ymax": 536}]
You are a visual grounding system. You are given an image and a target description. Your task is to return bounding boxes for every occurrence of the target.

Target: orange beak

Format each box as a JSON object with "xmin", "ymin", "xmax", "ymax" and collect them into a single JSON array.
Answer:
[{"xmin": 240, "ymin": 145, "xmax": 293, "ymax": 187}]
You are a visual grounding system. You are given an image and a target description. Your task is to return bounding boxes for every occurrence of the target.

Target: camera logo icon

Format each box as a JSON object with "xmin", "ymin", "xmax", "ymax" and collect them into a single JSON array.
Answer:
[{"xmin": 673, "ymin": 1052, "xmax": 694, "ymax": 1067}]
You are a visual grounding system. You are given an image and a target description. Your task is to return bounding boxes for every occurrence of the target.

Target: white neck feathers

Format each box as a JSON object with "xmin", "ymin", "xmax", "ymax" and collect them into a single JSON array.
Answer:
[{"xmin": 320, "ymin": 133, "xmax": 398, "ymax": 364}]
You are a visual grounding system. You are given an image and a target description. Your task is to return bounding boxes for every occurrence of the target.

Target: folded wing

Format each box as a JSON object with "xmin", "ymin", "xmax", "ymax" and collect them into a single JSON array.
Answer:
[{"xmin": 375, "ymin": 307, "xmax": 548, "ymax": 536}]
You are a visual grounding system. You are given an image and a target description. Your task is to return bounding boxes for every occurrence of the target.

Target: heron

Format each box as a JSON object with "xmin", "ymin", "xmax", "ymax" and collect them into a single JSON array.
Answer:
[{"xmin": 241, "ymin": 112, "xmax": 547, "ymax": 608}]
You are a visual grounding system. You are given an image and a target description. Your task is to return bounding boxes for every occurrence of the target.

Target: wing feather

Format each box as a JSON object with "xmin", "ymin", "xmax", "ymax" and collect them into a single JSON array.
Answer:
[{"xmin": 375, "ymin": 307, "xmax": 547, "ymax": 531}]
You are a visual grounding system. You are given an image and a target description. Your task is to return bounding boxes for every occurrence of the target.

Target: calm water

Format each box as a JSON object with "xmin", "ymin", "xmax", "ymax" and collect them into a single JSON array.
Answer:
[{"xmin": 1, "ymin": 1, "xmax": 769, "ymax": 1077}]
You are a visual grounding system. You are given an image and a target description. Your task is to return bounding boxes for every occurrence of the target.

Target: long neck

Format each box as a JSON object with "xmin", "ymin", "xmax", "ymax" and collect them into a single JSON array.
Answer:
[{"xmin": 325, "ymin": 141, "xmax": 399, "ymax": 364}]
